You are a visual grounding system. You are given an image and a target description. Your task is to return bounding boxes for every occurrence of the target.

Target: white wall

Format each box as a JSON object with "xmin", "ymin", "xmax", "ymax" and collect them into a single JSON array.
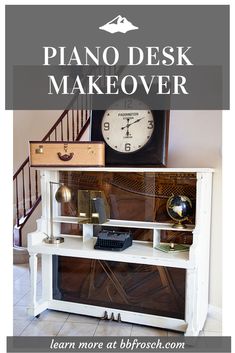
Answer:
[
  {"xmin": 13, "ymin": 109, "xmax": 222, "ymax": 311},
  {"xmin": 168, "ymin": 110, "xmax": 222, "ymax": 311}
]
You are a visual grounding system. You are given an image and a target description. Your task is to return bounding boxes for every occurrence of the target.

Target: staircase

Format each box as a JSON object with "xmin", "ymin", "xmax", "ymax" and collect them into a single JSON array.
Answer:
[{"xmin": 13, "ymin": 95, "xmax": 91, "ymax": 246}]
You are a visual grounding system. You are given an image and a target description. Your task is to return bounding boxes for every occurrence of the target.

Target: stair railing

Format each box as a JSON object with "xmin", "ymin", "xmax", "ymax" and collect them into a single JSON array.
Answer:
[
  {"xmin": 13, "ymin": 66, "xmax": 123, "ymax": 246},
  {"xmin": 13, "ymin": 95, "xmax": 91, "ymax": 246}
]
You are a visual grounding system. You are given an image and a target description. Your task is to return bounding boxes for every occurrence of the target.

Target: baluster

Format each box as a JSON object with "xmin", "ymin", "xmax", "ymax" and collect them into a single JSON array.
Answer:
[
  {"xmin": 72, "ymin": 109, "xmax": 75, "ymax": 141},
  {"xmin": 22, "ymin": 168, "xmax": 26, "ymax": 217},
  {"xmin": 77, "ymin": 99, "xmax": 79, "ymax": 137},
  {"xmin": 35, "ymin": 170, "xmax": 38, "ymax": 200},
  {"xmin": 86, "ymin": 110, "xmax": 90, "ymax": 122},
  {"xmin": 61, "ymin": 120, "xmax": 64, "ymax": 141},
  {"xmin": 28, "ymin": 163, "xmax": 32, "ymax": 208},
  {"xmin": 81, "ymin": 109, "xmax": 84, "ymax": 128},
  {"xmin": 83, "ymin": 110, "xmax": 85, "ymax": 130},
  {"xmin": 67, "ymin": 112, "xmax": 69, "ymax": 140},
  {"xmin": 15, "ymin": 177, "xmax": 20, "ymax": 227}
]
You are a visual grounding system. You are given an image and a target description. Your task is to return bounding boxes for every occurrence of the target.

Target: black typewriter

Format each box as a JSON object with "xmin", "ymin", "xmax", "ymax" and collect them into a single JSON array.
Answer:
[{"xmin": 94, "ymin": 230, "xmax": 132, "ymax": 251}]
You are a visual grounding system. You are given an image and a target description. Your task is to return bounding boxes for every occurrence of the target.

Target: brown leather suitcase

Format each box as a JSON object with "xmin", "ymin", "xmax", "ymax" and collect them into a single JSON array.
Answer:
[{"xmin": 29, "ymin": 141, "xmax": 105, "ymax": 167}]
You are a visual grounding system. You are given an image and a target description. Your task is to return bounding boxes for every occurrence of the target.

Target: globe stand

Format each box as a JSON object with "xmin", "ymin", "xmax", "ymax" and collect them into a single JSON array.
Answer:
[{"xmin": 172, "ymin": 220, "xmax": 187, "ymax": 229}]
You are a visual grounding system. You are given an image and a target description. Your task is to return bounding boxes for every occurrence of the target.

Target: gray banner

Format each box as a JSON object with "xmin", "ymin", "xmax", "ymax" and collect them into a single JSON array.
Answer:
[
  {"xmin": 12, "ymin": 65, "xmax": 222, "ymax": 110},
  {"xmin": 5, "ymin": 5, "xmax": 229, "ymax": 110},
  {"xmin": 7, "ymin": 336, "xmax": 231, "ymax": 353}
]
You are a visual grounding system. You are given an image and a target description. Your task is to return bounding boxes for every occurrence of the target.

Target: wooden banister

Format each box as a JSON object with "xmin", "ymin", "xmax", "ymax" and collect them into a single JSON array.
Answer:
[
  {"xmin": 13, "ymin": 65, "xmax": 124, "ymax": 246},
  {"xmin": 13, "ymin": 104, "xmax": 91, "ymax": 246}
]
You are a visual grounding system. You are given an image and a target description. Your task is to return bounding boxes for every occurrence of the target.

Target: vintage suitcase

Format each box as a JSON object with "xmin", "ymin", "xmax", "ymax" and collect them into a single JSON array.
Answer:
[{"xmin": 29, "ymin": 141, "xmax": 105, "ymax": 167}]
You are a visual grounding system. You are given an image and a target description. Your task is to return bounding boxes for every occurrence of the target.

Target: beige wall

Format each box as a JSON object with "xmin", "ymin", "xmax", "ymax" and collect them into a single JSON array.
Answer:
[
  {"xmin": 13, "ymin": 109, "xmax": 222, "ymax": 310},
  {"xmin": 13, "ymin": 110, "xmax": 63, "ymax": 172}
]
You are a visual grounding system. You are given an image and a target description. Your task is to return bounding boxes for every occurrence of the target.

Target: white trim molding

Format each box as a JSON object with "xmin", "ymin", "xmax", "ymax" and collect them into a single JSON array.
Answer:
[{"xmin": 208, "ymin": 304, "xmax": 222, "ymax": 322}]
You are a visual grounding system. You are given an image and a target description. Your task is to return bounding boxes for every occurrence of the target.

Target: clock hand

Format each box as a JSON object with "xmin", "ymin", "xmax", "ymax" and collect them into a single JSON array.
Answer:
[
  {"xmin": 125, "ymin": 121, "xmax": 131, "ymax": 137},
  {"xmin": 119, "ymin": 117, "xmax": 130, "ymax": 137},
  {"xmin": 122, "ymin": 118, "xmax": 130, "ymax": 133},
  {"xmin": 121, "ymin": 117, "xmax": 145, "ymax": 130}
]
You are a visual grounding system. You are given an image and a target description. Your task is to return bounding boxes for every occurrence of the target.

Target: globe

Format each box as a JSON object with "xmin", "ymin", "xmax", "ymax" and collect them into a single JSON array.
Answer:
[{"xmin": 166, "ymin": 194, "xmax": 193, "ymax": 228}]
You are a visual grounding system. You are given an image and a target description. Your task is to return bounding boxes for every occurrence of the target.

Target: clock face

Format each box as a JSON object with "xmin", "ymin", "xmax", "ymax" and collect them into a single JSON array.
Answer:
[{"xmin": 101, "ymin": 110, "xmax": 154, "ymax": 153}]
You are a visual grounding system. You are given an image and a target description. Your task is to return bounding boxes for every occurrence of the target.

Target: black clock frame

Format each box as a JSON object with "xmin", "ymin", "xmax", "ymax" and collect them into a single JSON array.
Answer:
[{"xmin": 91, "ymin": 110, "xmax": 170, "ymax": 167}]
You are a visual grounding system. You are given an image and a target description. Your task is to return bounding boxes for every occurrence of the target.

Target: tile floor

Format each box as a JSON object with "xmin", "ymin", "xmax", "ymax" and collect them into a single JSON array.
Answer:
[{"xmin": 13, "ymin": 262, "xmax": 222, "ymax": 337}]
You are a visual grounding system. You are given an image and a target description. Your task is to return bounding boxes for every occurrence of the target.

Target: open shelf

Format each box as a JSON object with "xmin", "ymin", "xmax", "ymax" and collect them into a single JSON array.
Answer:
[
  {"xmin": 29, "ymin": 233, "xmax": 191, "ymax": 269},
  {"xmin": 34, "ymin": 167, "xmax": 214, "ymax": 173},
  {"xmin": 53, "ymin": 216, "xmax": 194, "ymax": 232}
]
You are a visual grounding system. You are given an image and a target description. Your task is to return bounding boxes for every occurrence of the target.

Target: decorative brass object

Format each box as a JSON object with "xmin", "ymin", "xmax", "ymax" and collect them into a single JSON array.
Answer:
[
  {"xmin": 77, "ymin": 190, "xmax": 110, "ymax": 224},
  {"xmin": 35, "ymin": 145, "xmax": 44, "ymax": 154},
  {"xmin": 87, "ymin": 145, "xmax": 94, "ymax": 154},
  {"xmin": 166, "ymin": 194, "xmax": 193, "ymax": 229},
  {"xmin": 43, "ymin": 237, "xmax": 64, "ymax": 245},
  {"xmin": 172, "ymin": 223, "xmax": 187, "ymax": 230},
  {"xmin": 77, "ymin": 190, "xmax": 90, "ymax": 222},
  {"xmin": 44, "ymin": 182, "xmax": 72, "ymax": 244},
  {"xmin": 55, "ymin": 185, "xmax": 72, "ymax": 203}
]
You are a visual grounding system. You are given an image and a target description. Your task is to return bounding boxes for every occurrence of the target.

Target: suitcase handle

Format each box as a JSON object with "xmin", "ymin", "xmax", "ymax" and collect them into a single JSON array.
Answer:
[{"xmin": 57, "ymin": 152, "xmax": 74, "ymax": 162}]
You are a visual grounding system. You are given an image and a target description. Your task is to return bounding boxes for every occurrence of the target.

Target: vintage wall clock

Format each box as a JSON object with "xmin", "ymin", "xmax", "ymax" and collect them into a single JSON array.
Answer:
[{"xmin": 91, "ymin": 103, "xmax": 169, "ymax": 167}]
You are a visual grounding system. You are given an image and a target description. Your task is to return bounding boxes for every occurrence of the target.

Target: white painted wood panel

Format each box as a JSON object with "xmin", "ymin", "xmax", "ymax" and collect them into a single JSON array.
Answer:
[
  {"xmin": 27, "ymin": 168, "xmax": 213, "ymax": 336},
  {"xmin": 34, "ymin": 167, "xmax": 214, "ymax": 173}
]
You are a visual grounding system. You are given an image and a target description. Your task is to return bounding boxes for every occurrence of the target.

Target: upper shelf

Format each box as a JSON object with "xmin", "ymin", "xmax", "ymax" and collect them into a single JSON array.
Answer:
[
  {"xmin": 33, "ymin": 166, "xmax": 214, "ymax": 173},
  {"xmin": 53, "ymin": 216, "xmax": 194, "ymax": 232}
]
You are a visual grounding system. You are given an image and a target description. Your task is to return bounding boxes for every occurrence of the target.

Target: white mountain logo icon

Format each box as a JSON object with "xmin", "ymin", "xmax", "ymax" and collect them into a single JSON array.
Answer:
[{"xmin": 99, "ymin": 15, "xmax": 139, "ymax": 34}]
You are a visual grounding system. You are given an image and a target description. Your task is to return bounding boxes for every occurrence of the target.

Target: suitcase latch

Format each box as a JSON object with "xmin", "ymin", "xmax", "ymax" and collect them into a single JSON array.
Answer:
[
  {"xmin": 88, "ymin": 146, "xmax": 94, "ymax": 154},
  {"xmin": 35, "ymin": 145, "xmax": 44, "ymax": 154}
]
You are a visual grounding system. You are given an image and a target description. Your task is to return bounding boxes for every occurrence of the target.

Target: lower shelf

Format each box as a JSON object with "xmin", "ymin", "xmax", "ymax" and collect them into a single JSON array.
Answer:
[{"xmin": 29, "ymin": 233, "xmax": 191, "ymax": 269}]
